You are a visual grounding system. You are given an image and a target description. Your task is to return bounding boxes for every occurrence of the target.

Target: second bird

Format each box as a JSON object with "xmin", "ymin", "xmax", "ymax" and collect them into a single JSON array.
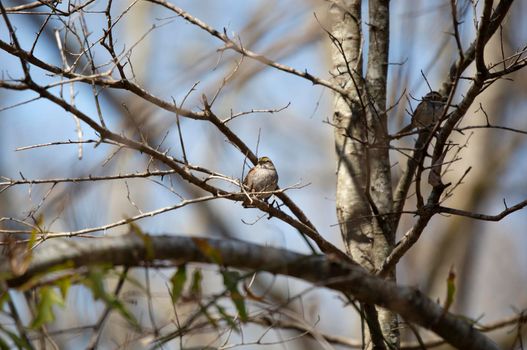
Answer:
[{"xmin": 398, "ymin": 91, "xmax": 446, "ymax": 134}]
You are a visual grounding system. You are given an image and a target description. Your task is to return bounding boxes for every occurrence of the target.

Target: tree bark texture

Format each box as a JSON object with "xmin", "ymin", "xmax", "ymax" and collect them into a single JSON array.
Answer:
[{"xmin": 331, "ymin": 0, "xmax": 398, "ymax": 347}]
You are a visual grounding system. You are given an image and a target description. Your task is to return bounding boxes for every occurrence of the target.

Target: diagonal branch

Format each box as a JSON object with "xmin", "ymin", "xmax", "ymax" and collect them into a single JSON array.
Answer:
[
  {"xmin": 0, "ymin": 39, "xmax": 207, "ymax": 120},
  {"xmin": 1, "ymin": 78, "xmax": 348, "ymax": 263},
  {"xmin": 438, "ymin": 198, "xmax": 527, "ymax": 221},
  {"xmin": 475, "ymin": 0, "xmax": 494, "ymax": 77},
  {"xmin": 0, "ymin": 38, "xmax": 322, "ymax": 251},
  {"xmin": 146, "ymin": 0, "xmax": 349, "ymax": 98},
  {"xmin": 442, "ymin": 0, "xmax": 514, "ymax": 95}
]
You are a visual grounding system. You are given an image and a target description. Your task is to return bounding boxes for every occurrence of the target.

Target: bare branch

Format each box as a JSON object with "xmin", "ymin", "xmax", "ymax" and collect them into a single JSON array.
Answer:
[
  {"xmin": 2, "ymin": 234, "xmax": 499, "ymax": 350},
  {"xmin": 145, "ymin": 0, "xmax": 349, "ymax": 98},
  {"xmin": 438, "ymin": 198, "xmax": 527, "ymax": 221}
]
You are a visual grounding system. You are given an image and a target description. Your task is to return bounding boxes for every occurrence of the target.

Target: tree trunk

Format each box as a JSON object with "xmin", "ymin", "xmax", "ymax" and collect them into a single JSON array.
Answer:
[{"xmin": 331, "ymin": 0, "xmax": 398, "ymax": 348}]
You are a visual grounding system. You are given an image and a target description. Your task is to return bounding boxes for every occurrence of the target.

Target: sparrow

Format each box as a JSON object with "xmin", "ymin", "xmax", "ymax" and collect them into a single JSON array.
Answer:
[
  {"xmin": 398, "ymin": 91, "xmax": 447, "ymax": 134},
  {"xmin": 243, "ymin": 156, "xmax": 278, "ymax": 201}
]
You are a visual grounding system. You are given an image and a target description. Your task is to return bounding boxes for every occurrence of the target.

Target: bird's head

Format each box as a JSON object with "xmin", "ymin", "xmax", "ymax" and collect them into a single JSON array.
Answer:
[
  {"xmin": 257, "ymin": 156, "xmax": 273, "ymax": 165},
  {"xmin": 424, "ymin": 91, "xmax": 446, "ymax": 103}
]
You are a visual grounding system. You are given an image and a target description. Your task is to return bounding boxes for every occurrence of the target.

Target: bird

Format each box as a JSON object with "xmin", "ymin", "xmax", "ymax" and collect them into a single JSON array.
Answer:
[
  {"xmin": 397, "ymin": 91, "xmax": 446, "ymax": 135},
  {"xmin": 242, "ymin": 156, "xmax": 278, "ymax": 202}
]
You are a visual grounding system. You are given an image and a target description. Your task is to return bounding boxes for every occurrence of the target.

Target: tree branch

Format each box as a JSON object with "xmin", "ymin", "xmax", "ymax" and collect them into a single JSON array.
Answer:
[
  {"xmin": 2, "ymin": 234, "xmax": 498, "ymax": 350},
  {"xmin": 438, "ymin": 198, "xmax": 527, "ymax": 221},
  {"xmin": 146, "ymin": 0, "xmax": 349, "ymax": 98}
]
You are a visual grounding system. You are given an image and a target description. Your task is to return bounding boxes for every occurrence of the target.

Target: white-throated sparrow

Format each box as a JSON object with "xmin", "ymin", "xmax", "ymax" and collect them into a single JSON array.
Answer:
[
  {"xmin": 243, "ymin": 156, "xmax": 278, "ymax": 201},
  {"xmin": 398, "ymin": 91, "xmax": 446, "ymax": 134}
]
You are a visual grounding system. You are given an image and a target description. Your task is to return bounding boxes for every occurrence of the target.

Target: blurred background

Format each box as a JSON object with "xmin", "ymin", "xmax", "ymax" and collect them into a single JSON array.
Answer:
[{"xmin": 1, "ymin": 0, "xmax": 527, "ymax": 348}]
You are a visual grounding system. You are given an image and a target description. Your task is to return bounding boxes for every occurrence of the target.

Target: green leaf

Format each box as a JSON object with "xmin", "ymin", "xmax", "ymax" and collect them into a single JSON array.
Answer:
[
  {"xmin": 190, "ymin": 269, "xmax": 202, "ymax": 297},
  {"xmin": 83, "ymin": 268, "xmax": 107, "ymax": 300},
  {"xmin": 30, "ymin": 286, "xmax": 65, "ymax": 329},
  {"xmin": 221, "ymin": 270, "xmax": 240, "ymax": 291},
  {"xmin": 83, "ymin": 268, "xmax": 140, "ymax": 330},
  {"xmin": 56, "ymin": 276, "xmax": 71, "ymax": 300},
  {"xmin": 215, "ymin": 303, "xmax": 238, "ymax": 330},
  {"xmin": 221, "ymin": 270, "xmax": 247, "ymax": 322},
  {"xmin": 0, "ymin": 292, "xmax": 9, "ymax": 311},
  {"xmin": 229, "ymin": 290, "xmax": 247, "ymax": 322},
  {"xmin": 444, "ymin": 267, "xmax": 456, "ymax": 313},
  {"xmin": 170, "ymin": 265, "xmax": 187, "ymax": 304}
]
